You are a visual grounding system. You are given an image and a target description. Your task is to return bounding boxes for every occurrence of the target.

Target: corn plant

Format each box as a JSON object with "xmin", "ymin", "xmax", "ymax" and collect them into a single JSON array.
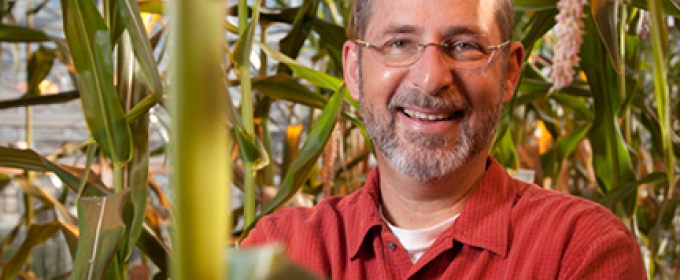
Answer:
[{"xmin": 1, "ymin": 0, "xmax": 169, "ymax": 278}]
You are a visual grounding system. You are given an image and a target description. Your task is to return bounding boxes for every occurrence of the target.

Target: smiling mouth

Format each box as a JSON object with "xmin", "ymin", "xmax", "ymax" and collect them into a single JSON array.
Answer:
[{"xmin": 401, "ymin": 108, "xmax": 465, "ymax": 121}]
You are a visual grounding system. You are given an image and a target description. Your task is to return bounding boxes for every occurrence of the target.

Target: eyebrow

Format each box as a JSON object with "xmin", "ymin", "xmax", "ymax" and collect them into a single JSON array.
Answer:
[
  {"xmin": 377, "ymin": 25, "xmax": 486, "ymax": 39},
  {"xmin": 442, "ymin": 26, "xmax": 485, "ymax": 38},
  {"xmin": 381, "ymin": 25, "xmax": 419, "ymax": 36}
]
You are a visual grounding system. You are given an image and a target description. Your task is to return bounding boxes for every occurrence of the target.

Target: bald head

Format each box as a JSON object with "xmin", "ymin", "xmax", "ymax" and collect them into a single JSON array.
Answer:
[{"xmin": 350, "ymin": 0, "xmax": 515, "ymax": 41}]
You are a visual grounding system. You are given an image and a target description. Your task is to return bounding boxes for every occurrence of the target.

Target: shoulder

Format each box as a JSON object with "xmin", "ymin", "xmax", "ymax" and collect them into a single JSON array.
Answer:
[
  {"xmin": 512, "ymin": 183, "xmax": 645, "ymax": 277},
  {"xmin": 515, "ymin": 184, "xmax": 628, "ymax": 234},
  {"xmin": 504, "ymin": 180, "xmax": 645, "ymax": 277},
  {"xmin": 240, "ymin": 188, "xmax": 366, "ymax": 246}
]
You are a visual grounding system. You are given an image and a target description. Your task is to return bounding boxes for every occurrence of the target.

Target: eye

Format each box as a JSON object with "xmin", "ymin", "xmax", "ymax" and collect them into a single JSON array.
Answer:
[
  {"xmin": 383, "ymin": 39, "xmax": 415, "ymax": 50},
  {"xmin": 443, "ymin": 40, "xmax": 483, "ymax": 52},
  {"xmin": 440, "ymin": 39, "xmax": 488, "ymax": 61}
]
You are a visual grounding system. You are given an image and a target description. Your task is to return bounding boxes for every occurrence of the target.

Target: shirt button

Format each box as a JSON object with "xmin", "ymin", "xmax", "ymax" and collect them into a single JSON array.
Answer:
[{"xmin": 386, "ymin": 241, "xmax": 397, "ymax": 251}]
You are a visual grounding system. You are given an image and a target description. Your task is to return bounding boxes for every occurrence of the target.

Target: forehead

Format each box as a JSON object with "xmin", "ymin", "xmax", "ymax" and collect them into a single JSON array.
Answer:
[{"xmin": 365, "ymin": 0, "xmax": 499, "ymax": 40}]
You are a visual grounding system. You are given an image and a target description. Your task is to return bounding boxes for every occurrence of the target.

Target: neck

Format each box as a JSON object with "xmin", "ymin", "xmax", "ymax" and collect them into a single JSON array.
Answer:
[{"xmin": 378, "ymin": 152, "xmax": 488, "ymax": 230}]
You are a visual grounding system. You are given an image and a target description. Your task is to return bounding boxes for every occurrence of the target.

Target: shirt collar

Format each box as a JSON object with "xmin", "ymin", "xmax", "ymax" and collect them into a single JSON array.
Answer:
[
  {"xmin": 348, "ymin": 158, "xmax": 524, "ymax": 259},
  {"xmin": 347, "ymin": 166, "xmax": 384, "ymax": 260}
]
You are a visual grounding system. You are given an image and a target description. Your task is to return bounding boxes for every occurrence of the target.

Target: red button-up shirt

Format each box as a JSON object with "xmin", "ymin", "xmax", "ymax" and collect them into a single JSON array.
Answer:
[{"xmin": 242, "ymin": 158, "xmax": 646, "ymax": 279}]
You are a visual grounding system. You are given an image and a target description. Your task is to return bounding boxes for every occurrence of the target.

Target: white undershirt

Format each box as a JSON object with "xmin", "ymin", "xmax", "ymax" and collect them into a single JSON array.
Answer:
[{"xmin": 380, "ymin": 207, "xmax": 460, "ymax": 263}]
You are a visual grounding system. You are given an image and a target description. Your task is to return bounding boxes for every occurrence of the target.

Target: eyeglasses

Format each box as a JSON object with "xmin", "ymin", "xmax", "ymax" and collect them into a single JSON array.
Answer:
[{"xmin": 353, "ymin": 38, "xmax": 510, "ymax": 71}]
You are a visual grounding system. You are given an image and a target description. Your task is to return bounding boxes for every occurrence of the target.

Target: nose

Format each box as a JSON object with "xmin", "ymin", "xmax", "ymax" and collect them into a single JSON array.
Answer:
[{"xmin": 406, "ymin": 44, "xmax": 454, "ymax": 95}]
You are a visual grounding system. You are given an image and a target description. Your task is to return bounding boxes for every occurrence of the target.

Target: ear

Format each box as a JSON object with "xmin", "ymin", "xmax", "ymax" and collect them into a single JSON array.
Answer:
[
  {"xmin": 343, "ymin": 40, "xmax": 361, "ymax": 101},
  {"xmin": 502, "ymin": 42, "xmax": 524, "ymax": 103}
]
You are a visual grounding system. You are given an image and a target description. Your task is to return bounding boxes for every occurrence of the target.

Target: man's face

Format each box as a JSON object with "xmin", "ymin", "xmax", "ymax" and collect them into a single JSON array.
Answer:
[{"xmin": 344, "ymin": 0, "xmax": 522, "ymax": 182}]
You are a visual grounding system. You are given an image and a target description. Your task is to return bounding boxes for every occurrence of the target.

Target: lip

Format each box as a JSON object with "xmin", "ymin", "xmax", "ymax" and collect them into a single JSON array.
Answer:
[
  {"xmin": 402, "ymin": 107, "xmax": 457, "ymax": 120},
  {"xmin": 396, "ymin": 106, "xmax": 465, "ymax": 134}
]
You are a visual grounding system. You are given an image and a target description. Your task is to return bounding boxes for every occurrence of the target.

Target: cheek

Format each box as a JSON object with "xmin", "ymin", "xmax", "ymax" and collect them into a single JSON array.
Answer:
[
  {"xmin": 360, "ymin": 63, "xmax": 405, "ymax": 104},
  {"xmin": 456, "ymin": 73, "xmax": 504, "ymax": 124}
]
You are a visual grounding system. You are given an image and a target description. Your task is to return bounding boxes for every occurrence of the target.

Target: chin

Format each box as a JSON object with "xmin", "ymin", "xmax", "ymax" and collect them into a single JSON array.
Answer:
[{"xmin": 387, "ymin": 141, "xmax": 471, "ymax": 183}]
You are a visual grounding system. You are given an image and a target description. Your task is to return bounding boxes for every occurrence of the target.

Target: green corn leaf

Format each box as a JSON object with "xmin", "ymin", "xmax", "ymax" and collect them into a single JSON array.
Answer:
[
  {"xmin": 230, "ymin": 244, "xmax": 319, "ymax": 280},
  {"xmin": 0, "ymin": 147, "xmax": 171, "ymax": 272},
  {"xmin": 136, "ymin": 223, "xmax": 172, "ymax": 276},
  {"xmin": 241, "ymin": 86, "xmax": 344, "ymax": 240},
  {"xmin": 556, "ymin": 122, "xmax": 592, "ymax": 161},
  {"xmin": 117, "ymin": 0, "xmax": 164, "ymax": 96},
  {"xmin": 224, "ymin": 79, "xmax": 243, "ymax": 129},
  {"xmin": 230, "ymin": 244, "xmax": 286, "ymax": 279},
  {"xmin": 233, "ymin": 21, "xmax": 254, "ymax": 68},
  {"xmin": 235, "ymin": 0, "xmax": 265, "ymax": 229},
  {"xmin": 519, "ymin": 9, "xmax": 557, "ymax": 53},
  {"xmin": 0, "ymin": 24, "xmax": 50, "ymax": 42},
  {"xmin": 58, "ymin": 210, "xmax": 81, "ymax": 259},
  {"xmin": 618, "ymin": 34, "xmax": 642, "ymax": 118},
  {"xmin": 0, "ymin": 90, "xmax": 80, "ymax": 109},
  {"xmin": 258, "ymin": 42, "xmax": 344, "ymax": 91},
  {"xmin": 0, "ymin": 146, "xmax": 51, "ymax": 171},
  {"xmin": 71, "ymin": 190, "xmax": 130, "ymax": 280},
  {"xmin": 0, "ymin": 223, "xmax": 21, "ymax": 259},
  {"xmin": 124, "ymin": 93, "xmax": 164, "ymax": 124},
  {"xmin": 515, "ymin": 0, "xmax": 556, "ymax": 11},
  {"xmin": 591, "ymin": 0, "xmax": 622, "ymax": 74},
  {"xmin": 341, "ymin": 110, "xmax": 375, "ymax": 156},
  {"xmin": 517, "ymin": 78, "xmax": 551, "ymax": 96},
  {"xmin": 278, "ymin": 0, "xmax": 319, "ymax": 69},
  {"xmin": 251, "ymin": 74, "xmax": 328, "ymax": 109},
  {"xmin": 17, "ymin": 179, "xmax": 75, "ymax": 221},
  {"xmin": 491, "ymin": 128, "xmax": 520, "ymax": 170},
  {"xmin": 659, "ymin": 199, "xmax": 680, "ymax": 229},
  {"xmin": 532, "ymin": 105, "xmax": 560, "ymax": 139},
  {"xmin": 122, "ymin": 105, "xmax": 150, "ymax": 263},
  {"xmin": 313, "ymin": 20, "xmax": 345, "ymax": 67},
  {"xmin": 244, "ymin": 5, "xmax": 345, "ymax": 66},
  {"xmin": 629, "ymin": 0, "xmax": 680, "ymax": 17},
  {"xmin": 25, "ymin": 46, "xmax": 56, "ymax": 98},
  {"xmin": 0, "ymin": 222, "xmax": 62, "ymax": 280},
  {"xmin": 648, "ymin": 0, "xmax": 676, "ymax": 236},
  {"xmin": 343, "ymin": 86, "xmax": 360, "ymax": 110},
  {"xmin": 61, "ymin": 0, "xmax": 133, "ymax": 166},
  {"xmin": 115, "ymin": 34, "xmax": 151, "ymax": 262},
  {"xmin": 15, "ymin": 179, "xmax": 80, "ymax": 256},
  {"xmin": 580, "ymin": 15, "xmax": 637, "ymax": 216},
  {"xmin": 0, "ymin": 146, "xmax": 110, "ymax": 196},
  {"xmin": 599, "ymin": 172, "xmax": 667, "ymax": 209},
  {"xmin": 550, "ymin": 92, "xmax": 594, "ymax": 120},
  {"xmin": 233, "ymin": 18, "xmax": 257, "ymax": 134},
  {"xmin": 339, "ymin": 88, "xmax": 374, "ymax": 155},
  {"xmin": 106, "ymin": 0, "xmax": 126, "ymax": 46},
  {"xmin": 234, "ymin": 125, "xmax": 270, "ymax": 171}
]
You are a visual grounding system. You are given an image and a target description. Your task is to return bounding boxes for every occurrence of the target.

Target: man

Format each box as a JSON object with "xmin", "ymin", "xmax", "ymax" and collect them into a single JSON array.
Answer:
[{"xmin": 242, "ymin": 0, "xmax": 647, "ymax": 278}]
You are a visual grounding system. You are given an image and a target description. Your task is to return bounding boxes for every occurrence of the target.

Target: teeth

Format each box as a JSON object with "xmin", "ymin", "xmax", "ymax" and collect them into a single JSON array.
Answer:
[{"xmin": 403, "ymin": 109, "xmax": 452, "ymax": 121}]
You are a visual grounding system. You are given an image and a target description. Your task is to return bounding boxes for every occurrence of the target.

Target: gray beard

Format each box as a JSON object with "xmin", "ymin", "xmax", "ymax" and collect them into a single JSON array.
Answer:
[{"xmin": 360, "ymin": 85, "xmax": 504, "ymax": 183}]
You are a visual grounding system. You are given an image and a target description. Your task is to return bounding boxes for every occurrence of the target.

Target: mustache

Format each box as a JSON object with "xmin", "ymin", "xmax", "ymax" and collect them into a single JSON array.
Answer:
[{"xmin": 388, "ymin": 91, "xmax": 470, "ymax": 112}]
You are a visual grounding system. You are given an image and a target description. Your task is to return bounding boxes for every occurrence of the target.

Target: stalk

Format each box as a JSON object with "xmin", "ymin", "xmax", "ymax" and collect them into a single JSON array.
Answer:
[
  {"xmin": 260, "ymin": 19, "xmax": 275, "ymax": 187},
  {"xmin": 23, "ymin": 0, "xmax": 35, "ymax": 274},
  {"xmin": 648, "ymin": 0, "xmax": 674, "ymax": 277},
  {"xmin": 169, "ymin": 0, "xmax": 230, "ymax": 278},
  {"xmin": 238, "ymin": 0, "xmax": 262, "ymax": 227},
  {"xmin": 238, "ymin": 0, "xmax": 248, "ymax": 35},
  {"xmin": 114, "ymin": 165, "xmax": 124, "ymax": 192},
  {"xmin": 619, "ymin": 6, "xmax": 631, "ymax": 144}
]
